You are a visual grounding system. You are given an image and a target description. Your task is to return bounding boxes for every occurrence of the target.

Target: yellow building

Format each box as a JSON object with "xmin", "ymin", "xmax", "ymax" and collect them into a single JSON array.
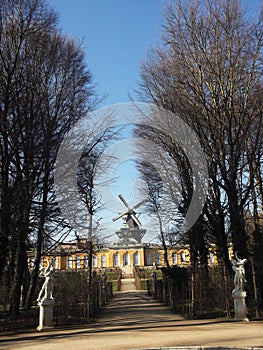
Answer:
[
  {"xmin": 27, "ymin": 238, "xmax": 223, "ymax": 271},
  {"xmin": 27, "ymin": 195, "xmax": 237, "ymax": 272}
]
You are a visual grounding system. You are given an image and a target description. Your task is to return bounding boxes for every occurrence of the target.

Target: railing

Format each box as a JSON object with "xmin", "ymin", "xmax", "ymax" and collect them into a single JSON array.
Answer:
[
  {"xmin": 0, "ymin": 270, "xmax": 114, "ymax": 332},
  {"xmin": 147, "ymin": 265, "xmax": 234, "ymax": 319},
  {"xmin": 134, "ymin": 266, "xmax": 161, "ymax": 290}
]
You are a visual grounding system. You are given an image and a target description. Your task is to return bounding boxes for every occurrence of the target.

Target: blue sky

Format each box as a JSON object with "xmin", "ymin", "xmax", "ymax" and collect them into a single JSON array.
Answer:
[
  {"xmin": 49, "ymin": 0, "xmax": 164, "ymax": 241},
  {"xmin": 49, "ymin": 0, "xmax": 163, "ymax": 106},
  {"xmin": 49, "ymin": 0, "xmax": 262, "ymax": 242}
]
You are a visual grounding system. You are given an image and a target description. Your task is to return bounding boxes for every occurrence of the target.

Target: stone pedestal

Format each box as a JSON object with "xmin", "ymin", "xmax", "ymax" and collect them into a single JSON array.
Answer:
[
  {"xmin": 232, "ymin": 291, "xmax": 249, "ymax": 322},
  {"xmin": 37, "ymin": 299, "xmax": 55, "ymax": 331}
]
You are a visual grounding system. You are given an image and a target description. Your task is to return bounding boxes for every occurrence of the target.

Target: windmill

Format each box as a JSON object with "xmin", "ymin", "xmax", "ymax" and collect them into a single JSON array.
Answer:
[
  {"xmin": 112, "ymin": 194, "xmax": 147, "ymax": 245},
  {"xmin": 113, "ymin": 194, "xmax": 146, "ymax": 228}
]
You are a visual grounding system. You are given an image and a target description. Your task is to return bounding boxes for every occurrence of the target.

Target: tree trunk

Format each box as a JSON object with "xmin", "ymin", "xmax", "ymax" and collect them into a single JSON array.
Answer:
[
  {"xmin": 0, "ymin": 130, "xmax": 11, "ymax": 279},
  {"xmin": 9, "ymin": 240, "xmax": 28, "ymax": 316},
  {"xmin": 9, "ymin": 186, "xmax": 31, "ymax": 315},
  {"xmin": 223, "ymin": 264, "xmax": 231, "ymax": 318},
  {"xmin": 24, "ymin": 227, "xmax": 43, "ymax": 310},
  {"xmin": 228, "ymin": 194, "xmax": 247, "ymax": 258},
  {"xmin": 87, "ymin": 212, "xmax": 93, "ymax": 321},
  {"xmin": 87, "ymin": 240, "xmax": 93, "ymax": 321},
  {"xmin": 251, "ymin": 256, "xmax": 260, "ymax": 319},
  {"xmin": 25, "ymin": 155, "xmax": 50, "ymax": 310}
]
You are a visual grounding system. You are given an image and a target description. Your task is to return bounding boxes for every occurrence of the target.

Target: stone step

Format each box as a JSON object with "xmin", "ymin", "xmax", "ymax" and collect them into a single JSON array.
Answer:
[
  {"xmin": 120, "ymin": 278, "xmax": 137, "ymax": 291},
  {"xmin": 121, "ymin": 266, "xmax": 134, "ymax": 277},
  {"xmin": 121, "ymin": 273, "xmax": 133, "ymax": 279}
]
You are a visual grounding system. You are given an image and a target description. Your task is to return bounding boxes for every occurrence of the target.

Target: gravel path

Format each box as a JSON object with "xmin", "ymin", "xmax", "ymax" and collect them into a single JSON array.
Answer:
[{"xmin": 0, "ymin": 291, "xmax": 262, "ymax": 350}]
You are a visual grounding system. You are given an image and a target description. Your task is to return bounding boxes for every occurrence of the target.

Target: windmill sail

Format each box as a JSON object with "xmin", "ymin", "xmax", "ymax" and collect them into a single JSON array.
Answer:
[{"xmin": 112, "ymin": 194, "xmax": 146, "ymax": 229}]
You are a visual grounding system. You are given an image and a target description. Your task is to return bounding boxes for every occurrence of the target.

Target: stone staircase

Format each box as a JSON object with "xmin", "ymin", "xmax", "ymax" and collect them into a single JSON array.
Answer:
[
  {"xmin": 120, "ymin": 266, "xmax": 137, "ymax": 291},
  {"xmin": 121, "ymin": 266, "xmax": 134, "ymax": 278}
]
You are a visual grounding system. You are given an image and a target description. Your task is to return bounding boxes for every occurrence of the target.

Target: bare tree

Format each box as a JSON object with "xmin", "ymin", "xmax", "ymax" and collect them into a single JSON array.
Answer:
[
  {"xmin": 76, "ymin": 126, "xmax": 116, "ymax": 320},
  {"xmin": 0, "ymin": 0, "xmax": 96, "ymax": 315},
  {"xmin": 136, "ymin": 0, "xmax": 263, "ymax": 315}
]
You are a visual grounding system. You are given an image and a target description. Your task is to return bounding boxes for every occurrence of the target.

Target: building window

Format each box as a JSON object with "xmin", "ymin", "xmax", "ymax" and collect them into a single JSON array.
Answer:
[
  {"xmin": 52, "ymin": 257, "xmax": 58, "ymax": 269},
  {"xmin": 172, "ymin": 253, "xmax": 177, "ymax": 265},
  {"xmin": 76, "ymin": 256, "xmax": 81, "ymax": 268},
  {"xmin": 123, "ymin": 253, "xmax": 129, "ymax": 266},
  {"xmin": 68, "ymin": 256, "xmax": 73, "ymax": 269},
  {"xmin": 180, "ymin": 252, "xmax": 186, "ymax": 263},
  {"xmin": 133, "ymin": 252, "xmax": 139, "ymax": 266},
  {"xmin": 29, "ymin": 258, "xmax": 34, "ymax": 270},
  {"xmin": 146, "ymin": 252, "xmax": 152, "ymax": 265},
  {"xmin": 113, "ymin": 253, "xmax": 119, "ymax": 267},
  {"xmin": 84, "ymin": 256, "xmax": 88, "ymax": 268},
  {"xmin": 101, "ymin": 255, "xmax": 106, "ymax": 268},
  {"xmin": 155, "ymin": 252, "xmax": 160, "ymax": 265},
  {"xmin": 93, "ymin": 255, "xmax": 98, "ymax": 268}
]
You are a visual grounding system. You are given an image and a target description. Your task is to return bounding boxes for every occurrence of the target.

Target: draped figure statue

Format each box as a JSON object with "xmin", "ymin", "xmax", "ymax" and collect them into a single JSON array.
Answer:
[
  {"xmin": 232, "ymin": 253, "xmax": 247, "ymax": 293},
  {"xmin": 37, "ymin": 258, "xmax": 54, "ymax": 303}
]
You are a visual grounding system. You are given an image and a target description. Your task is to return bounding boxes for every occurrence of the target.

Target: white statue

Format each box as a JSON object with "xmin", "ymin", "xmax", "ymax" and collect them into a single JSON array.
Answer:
[
  {"xmin": 232, "ymin": 252, "xmax": 247, "ymax": 293},
  {"xmin": 37, "ymin": 258, "xmax": 54, "ymax": 303}
]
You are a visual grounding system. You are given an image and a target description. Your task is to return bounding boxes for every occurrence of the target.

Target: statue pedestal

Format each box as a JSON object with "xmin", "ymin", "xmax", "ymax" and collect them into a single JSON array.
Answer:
[
  {"xmin": 37, "ymin": 299, "xmax": 55, "ymax": 331},
  {"xmin": 232, "ymin": 291, "xmax": 249, "ymax": 322}
]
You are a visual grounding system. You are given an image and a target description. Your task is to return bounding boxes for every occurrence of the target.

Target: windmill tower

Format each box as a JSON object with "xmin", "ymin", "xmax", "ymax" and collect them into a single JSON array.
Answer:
[{"xmin": 112, "ymin": 194, "xmax": 146, "ymax": 245}]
